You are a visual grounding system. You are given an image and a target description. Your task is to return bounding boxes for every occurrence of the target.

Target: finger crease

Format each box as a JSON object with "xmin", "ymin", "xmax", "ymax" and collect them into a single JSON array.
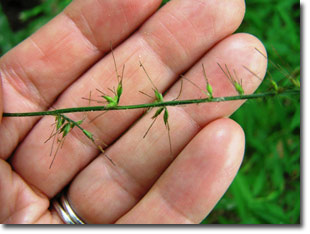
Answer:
[
  {"xmin": 158, "ymin": 189, "xmax": 196, "ymax": 224},
  {"xmin": 0, "ymin": 62, "xmax": 49, "ymax": 109},
  {"xmin": 63, "ymin": 10, "xmax": 101, "ymax": 53},
  {"xmin": 104, "ymin": 159, "xmax": 146, "ymax": 201}
]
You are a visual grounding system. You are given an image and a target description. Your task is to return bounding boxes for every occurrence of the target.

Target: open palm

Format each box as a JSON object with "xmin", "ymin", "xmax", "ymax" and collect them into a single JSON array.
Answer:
[{"xmin": 0, "ymin": 0, "xmax": 267, "ymax": 224}]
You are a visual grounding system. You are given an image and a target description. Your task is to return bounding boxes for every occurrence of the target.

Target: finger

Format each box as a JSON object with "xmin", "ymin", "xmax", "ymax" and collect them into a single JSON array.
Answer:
[
  {"xmin": 116, "ymin": 118, "xmax": 245, "ymax": 224},
  {"xmin": 65, "ymin": 33, "xmax": 266, "ymax": 224},
  {"xmin": 11, "ymin": 0, "xmax": 246, "ymax": 197},
  {"xmin": 0, "ymin": 0, "xmax": 162, "ymax": 159},
  {"xmin": 165, "ymin": 33, "xmax": 268, "ymax": 126},
  {"xmin": 0, "ymin": 159, "xmax": 56, "ymax": 224}
]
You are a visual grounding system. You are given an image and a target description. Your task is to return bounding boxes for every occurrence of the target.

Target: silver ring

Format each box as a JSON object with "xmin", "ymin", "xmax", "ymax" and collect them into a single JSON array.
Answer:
[
  {"xmin": 52, "ymin": 190, "xmax": 86, "ymax": 224},
  {"xmin": 60, "ymin": 193, "xmax": 85, "ymax": 224}
]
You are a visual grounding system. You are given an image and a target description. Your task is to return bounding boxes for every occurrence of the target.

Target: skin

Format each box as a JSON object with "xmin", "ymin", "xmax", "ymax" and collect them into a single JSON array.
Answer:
[{"xmin": 0, "ymin": 0, "xmax": 267, "ymax": 224}]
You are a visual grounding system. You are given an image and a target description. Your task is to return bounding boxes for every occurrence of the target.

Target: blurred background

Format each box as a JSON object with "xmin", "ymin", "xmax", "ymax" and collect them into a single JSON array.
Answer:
[{"xmin": 0, "ymin": 0, "xmax": 300, "ymax": 224}]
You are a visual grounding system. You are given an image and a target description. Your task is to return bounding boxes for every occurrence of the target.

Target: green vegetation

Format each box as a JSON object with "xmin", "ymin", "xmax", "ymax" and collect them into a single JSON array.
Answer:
[
  {"xmin": 0, "ymin": 0, "xmax": 71, "ymax": 55},
  {"xmin": 204, "ymin": 0, "xmax": 300, "ymax": 224},
  {"xmin": 0, "ymin": 0, "xmax": 300, "ymax": 224}
]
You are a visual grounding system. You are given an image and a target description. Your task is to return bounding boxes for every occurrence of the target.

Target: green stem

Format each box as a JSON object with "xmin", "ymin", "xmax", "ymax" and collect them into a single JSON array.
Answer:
[
  {"xmin": 60, "ymin": 114, "xmax": 84, "ymax": 133},
  {"xmin": 2, "ymin": 90, "xmax": 299, "ymax": 118}
]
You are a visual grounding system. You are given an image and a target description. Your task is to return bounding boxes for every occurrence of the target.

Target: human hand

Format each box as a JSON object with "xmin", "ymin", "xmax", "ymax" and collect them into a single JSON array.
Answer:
[{"xmin": 0, "ymin": 0, "xmax": 267, "ymax": 224}]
